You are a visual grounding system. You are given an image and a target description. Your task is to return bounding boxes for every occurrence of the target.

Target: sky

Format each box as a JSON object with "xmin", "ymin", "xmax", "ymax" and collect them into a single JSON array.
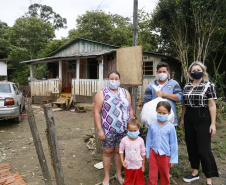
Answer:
[{"xmin": 0, "ymin": 0, "xmax": 158, "ymax": 39}]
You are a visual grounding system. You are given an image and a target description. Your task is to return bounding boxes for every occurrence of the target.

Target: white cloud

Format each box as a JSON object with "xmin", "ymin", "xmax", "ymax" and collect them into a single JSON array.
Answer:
[{"xmin": 0, "ymin": 0, "xmax": 158, "ymax": 39}]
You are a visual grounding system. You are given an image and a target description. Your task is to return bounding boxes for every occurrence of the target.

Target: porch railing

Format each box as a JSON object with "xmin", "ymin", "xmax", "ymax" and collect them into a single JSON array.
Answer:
[
  {"xmin": 30, "ymin": 79, "xmax": 61, "ymax": 96},
  {"xmin": 72, "ymin": 79, "xmax": 108, "ymax": 96}
]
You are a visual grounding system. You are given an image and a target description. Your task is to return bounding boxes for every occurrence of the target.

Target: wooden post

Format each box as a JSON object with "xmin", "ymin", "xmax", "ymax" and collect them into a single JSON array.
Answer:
[
  {"xmin": 43, "ymin": 104, "xmax": 65, "ymax": 185},
  {"xmin": 76, "ymin": 59, "xmax": 80, "ymax": 81},
  {"xmin": 133, "ymin": 0, "xmax": 138, "ymax": 46},
  {"xmin": 132, "ymin": 86, "xmax": 138, "ymax": 116},
  {"xmin": 30, "ymin": 64, "xmax": 34, "ymax": 81},
  {"xmin": 59, "ymin": 60, "xmax": 62, "ymax": 79},
  {"xmin": 27, "ymin": 100, "xmax": 52, "ymax": 185}
]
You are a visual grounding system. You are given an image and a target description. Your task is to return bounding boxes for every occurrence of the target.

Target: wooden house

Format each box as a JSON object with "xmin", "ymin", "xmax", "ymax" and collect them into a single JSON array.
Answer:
[
  {"xmin": 0, "ymin": 59, "xmax": 9, "ymax": 79},
  {"xmin": 20, "ymin": 38, "xmax": 180, "ymax": 104}
]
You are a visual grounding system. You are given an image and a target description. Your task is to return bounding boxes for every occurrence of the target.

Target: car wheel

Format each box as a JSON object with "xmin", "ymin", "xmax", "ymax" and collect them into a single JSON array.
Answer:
[{"xmin": 14, "ymin": 109, "xmax": 21, "ymax": 123}]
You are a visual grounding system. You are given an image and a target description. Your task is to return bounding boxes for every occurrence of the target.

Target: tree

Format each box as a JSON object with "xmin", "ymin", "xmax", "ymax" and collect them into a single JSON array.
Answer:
[
  {"xmin": 152, "ymin": 0, "xmax": 226, "ymax": 82},
  {"xmin": 9, "ymin": 16, "xmax": 55, "ymax": 60},
  {"xmin": 138, "ymin": 10, "xmax": 158, "ymax": 52},
  {"xmin": 68, "ymin": 10, "xmax": 133, "ymax": 47},
  {"xmin": 36, "ymin": 38, "xmax": 69, "ymax": 58},
  {"xmin": 26, "ymin": 3, "xmax": 67, "ymax": 30},
  {"xmin": 0, "ymin": 20, "xmax": 11, "ymax": 58}
]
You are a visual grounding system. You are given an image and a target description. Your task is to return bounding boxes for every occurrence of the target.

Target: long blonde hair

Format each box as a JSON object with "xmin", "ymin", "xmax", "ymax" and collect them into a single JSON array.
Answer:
[{"xmin": 188, "ymin": 61, "xmax": 209, "ymax": 81}]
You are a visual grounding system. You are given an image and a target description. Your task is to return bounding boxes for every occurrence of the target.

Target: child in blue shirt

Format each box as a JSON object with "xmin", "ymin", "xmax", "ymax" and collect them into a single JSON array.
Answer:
[{"xmin": 146, "ymin": 101, "xmax": 178, "ymax": 185}]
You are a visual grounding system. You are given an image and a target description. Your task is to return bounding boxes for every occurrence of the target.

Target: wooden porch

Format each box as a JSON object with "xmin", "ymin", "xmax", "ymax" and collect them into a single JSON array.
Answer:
[{"xmin": 30, "ymin": 78, "xmax": 108, "ymax": 96}]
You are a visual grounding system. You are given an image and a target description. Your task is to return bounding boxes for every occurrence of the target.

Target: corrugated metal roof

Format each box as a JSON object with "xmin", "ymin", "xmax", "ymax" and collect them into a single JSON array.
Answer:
[{"xmin": 20, "ymin": 49, "xmax": 116, "ymax": 64}]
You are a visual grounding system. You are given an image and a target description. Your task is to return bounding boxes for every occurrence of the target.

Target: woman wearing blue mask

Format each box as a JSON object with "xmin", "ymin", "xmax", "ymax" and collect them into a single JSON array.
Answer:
[
  {"xmin": 181, "ymin": 61, "xmax": 219, "ymax": 185},
  {"xmin": 94, "ymin": 70, "xmax": 134, "ymax": 185},
  {"xmin": 146, "ymin": 101, "xmax": 178, "ymax": 185}
]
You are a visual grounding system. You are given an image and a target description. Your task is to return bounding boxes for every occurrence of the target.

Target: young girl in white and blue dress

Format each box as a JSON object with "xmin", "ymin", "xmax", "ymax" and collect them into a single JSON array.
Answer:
[{"xmin": 146, "ymin": 101, "xmax": 178, "ymax": 185}]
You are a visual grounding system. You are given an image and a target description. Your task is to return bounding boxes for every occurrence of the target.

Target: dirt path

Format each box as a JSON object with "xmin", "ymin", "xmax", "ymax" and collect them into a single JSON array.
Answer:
[{"xmin": 0, "ymin": 105, "xmax": 225, "ymax": 185}]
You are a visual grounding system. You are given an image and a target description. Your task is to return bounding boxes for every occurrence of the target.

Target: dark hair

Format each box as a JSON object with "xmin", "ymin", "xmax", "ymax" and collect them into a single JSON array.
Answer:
[
  {"xmin": 157, "ymin": 62, "xmax": 169, "ymax": 71},
  {"xmin": 127, "ymin": 118, "xmax": 140, "ymax": 129},
  {"xmin": 108, "ymin": 70, "xmax": 120, "ymax": 79},
  {"xmin": 156, "ymin": 101, "xmax": 171, "ymax": 113}
]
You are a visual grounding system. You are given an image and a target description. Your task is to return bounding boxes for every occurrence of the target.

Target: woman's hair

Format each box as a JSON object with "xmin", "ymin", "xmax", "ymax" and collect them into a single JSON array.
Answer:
[
  {"xmin": 156, "ymin": 101, "xmax": 171, "ymax": 113},
  {"xmin": 188, "ymin": 61, "xmax": 209, "ymax": 81},
  {"xmin": 127, "ymin": 118, "xmax": 140, "ymax": 129},
  {"xmin": 107, "ymin": 70, "xmax": 120, "ymax": 79}
]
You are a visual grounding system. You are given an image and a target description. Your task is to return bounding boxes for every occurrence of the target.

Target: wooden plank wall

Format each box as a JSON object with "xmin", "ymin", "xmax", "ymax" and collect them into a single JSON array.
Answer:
[
  {"xmin": 103, "ymin": 53, "xmax": 117, "ymax": 79},
  {"xmin": 116, "ymin": 46, "xmax": 143, "ymax": 85}
]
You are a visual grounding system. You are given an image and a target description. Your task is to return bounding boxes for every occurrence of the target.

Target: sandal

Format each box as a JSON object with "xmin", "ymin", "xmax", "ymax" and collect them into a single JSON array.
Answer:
[
  {"xmin": 115, "ymin": 175, "xmax": 124, "ymax": 184},
  {"xmin": 102, "ymin": 182, "xmax": 109, "ymax": 185}
]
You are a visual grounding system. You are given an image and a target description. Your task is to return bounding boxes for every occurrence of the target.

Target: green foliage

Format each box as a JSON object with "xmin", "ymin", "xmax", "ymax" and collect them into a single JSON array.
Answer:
[
  {"xmin": 9, "ymin": 16, "xmax": 55, "ymax": 60},
  {"xmin": 215, "ymin": 97, "xmax": 226, "ymax": 123},
  {"xmin": 0, "ymin": 20, "xmax": 12, "ymax": 58},
  {"xmin": 212, "ymin": 72, "xmax": 226, "ymax": 99},
  {"xmin": 68, "ymin": 10, "xmax": 133, "ymax": 47},
  {"xmin": 36, "ymin": 38, "xmax": 69, "ymax": 58},
  {"xmin": 34, "ymin": 63, "xmax": 49, "ymax": 80},
  {"xmin": 152, "ymin": 0, "xmax": 226, "ymax": 80},
  {"xmin": 26, "ymin": 3, "xmax": 67, "ymax": 30},
  {"xmin": 176, "ymin": 102, "xmax": 185, "ymax": 143},
  {"xmin": 138, "ymin": 9, "xmax": 159, "ymax": 52}
]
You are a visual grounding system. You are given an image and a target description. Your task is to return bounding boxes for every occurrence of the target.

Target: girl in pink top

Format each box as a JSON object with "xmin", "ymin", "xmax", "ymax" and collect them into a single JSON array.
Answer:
[{"xmin": 119, "ymin": 118, "xmax": 146, "ymax": 185}]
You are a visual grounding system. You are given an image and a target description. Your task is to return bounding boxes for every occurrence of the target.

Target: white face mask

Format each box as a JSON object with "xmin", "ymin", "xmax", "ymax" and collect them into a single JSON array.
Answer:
[
  {"xmin": 157, "ymin": 73, "xmax": 168, "ymax": 81},
  {"xmin": 108, "ymin": 80, "xmax": 120, "ymax": 89}
]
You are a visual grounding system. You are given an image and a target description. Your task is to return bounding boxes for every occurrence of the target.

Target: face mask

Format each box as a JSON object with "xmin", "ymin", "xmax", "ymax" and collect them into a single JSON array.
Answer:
[
  {"xmin": 190, "ymin": 71, "xmax": 203, "ymax": 79},
  {"xmin": 157, "ymin": 114, "xmax": 169, "ymax": 122},
  {"xmin": 108, "ymin": 80, "xmax": 120, "ymax": 89},
  {"xmin": 157, "ymin": 73, "xmax": 168, "ymax": 81},
  {"xmin": 127, "ymin": 130, "xmax": 140, "ymax": 139}
]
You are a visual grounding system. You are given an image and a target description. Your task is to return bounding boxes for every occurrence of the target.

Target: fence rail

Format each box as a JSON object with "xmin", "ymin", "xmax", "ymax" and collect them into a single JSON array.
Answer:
[
  {"xmin": 30, "ymin": 79, "xmax": 61, "ymax": 96},
  {"xmin": 72, "ymin": 79, "xmax": 108, "ymax": 96}
]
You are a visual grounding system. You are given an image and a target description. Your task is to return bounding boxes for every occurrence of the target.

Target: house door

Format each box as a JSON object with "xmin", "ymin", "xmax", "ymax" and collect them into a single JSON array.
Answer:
[{"xmin": 87, "ymin": 58, "xmax": 98, "ymax": 79}]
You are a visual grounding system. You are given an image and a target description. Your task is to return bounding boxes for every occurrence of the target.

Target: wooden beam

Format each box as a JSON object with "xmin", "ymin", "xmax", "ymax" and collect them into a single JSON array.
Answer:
[
  {"xmin": 27, "ymin": 100, "xmax": 52, "ymax": 185},
  {"xmin": 43, "ymin": 104, "xmax": 65, "ymax": 185},
  {"xmin": 59, "ymin": 60, "xmax": 62, "ymax": 79},
  {"xmin": 76, "ymin": 59, "xmax": 80, "ymax": 81},
  {"xmin": 30, "ymin": 64, "xmax": 34, "ymax": 81}
]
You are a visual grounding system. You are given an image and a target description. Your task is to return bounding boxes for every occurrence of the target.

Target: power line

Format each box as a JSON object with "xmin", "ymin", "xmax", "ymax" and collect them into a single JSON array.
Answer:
[{"xmin": 96, "ymin": 0, "xmax": 104, "ymax": 11}]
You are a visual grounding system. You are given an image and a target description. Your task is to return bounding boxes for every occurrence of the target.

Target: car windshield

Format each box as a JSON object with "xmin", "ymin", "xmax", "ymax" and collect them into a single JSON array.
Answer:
[{"xmin": 0, "ymin": 84, "xmax": 11, "ymax": 93}]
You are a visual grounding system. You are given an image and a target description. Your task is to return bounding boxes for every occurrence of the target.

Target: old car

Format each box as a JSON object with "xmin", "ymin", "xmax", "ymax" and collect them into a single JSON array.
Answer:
[{"xmin": 0, "ymin": 81, "xmax": 25, "ymax": 123}]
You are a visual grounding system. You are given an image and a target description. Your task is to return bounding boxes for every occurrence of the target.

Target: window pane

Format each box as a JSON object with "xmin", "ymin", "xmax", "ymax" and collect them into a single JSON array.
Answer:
[
  {"xmin": 143, "ymin": 61, "xmax": 153, "ymax": 76},
  {"xmin": 0, "ymin": 84, "xmax": 11, "ymax": 93}
]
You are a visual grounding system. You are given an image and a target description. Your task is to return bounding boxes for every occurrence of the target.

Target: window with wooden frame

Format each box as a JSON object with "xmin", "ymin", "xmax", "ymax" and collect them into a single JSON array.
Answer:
[
  {"xmin": 67, "ymin": 60, "xmax": 76, "ymax": 71},
  {"xmin": 143, "ymin": 60, "xmax": 153, "ymax": 76}
]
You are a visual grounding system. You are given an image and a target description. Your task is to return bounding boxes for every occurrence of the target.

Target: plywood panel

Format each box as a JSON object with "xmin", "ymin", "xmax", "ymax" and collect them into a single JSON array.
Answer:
[{"xmin": 116, "ymin": 46, "xmax": 143, "ymax": 85}]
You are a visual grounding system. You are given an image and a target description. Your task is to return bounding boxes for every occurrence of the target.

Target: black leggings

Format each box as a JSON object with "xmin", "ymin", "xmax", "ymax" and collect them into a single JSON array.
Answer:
[{"xmin": 184, "ymin": 107, "xmax": 219, "ymax": 178}]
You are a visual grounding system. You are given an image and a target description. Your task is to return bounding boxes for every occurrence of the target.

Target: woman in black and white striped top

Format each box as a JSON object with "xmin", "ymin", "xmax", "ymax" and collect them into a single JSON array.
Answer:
[{"xmin": 181, "ymin": 61, "xmax": 219, "ymax": 185}]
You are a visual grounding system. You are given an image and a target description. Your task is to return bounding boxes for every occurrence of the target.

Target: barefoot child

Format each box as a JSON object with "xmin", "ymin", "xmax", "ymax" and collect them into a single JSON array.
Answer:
[
  {"xmin": 119, "ymin": 118, "xmax": 146, "ymax": 185},
  {"xmin": 146, "ymin": 101, "xmax": 178, "ymax": 185}
]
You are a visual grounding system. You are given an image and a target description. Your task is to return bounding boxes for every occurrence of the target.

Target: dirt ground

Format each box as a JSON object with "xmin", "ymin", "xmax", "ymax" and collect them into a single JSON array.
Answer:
[{"xmin": 0, "ymin": 104, "xmax": 226, "ymax": 185}]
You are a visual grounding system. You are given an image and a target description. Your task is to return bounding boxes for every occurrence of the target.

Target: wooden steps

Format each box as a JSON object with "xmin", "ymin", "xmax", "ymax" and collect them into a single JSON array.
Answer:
[{"xmin": 0, "ymin": 163, "xmax": 26, "ymax": 185}]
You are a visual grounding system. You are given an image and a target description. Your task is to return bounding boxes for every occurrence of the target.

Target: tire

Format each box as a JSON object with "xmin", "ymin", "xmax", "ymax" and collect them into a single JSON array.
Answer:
[{"xmin": 14, "ymin": 108, "xmax": 21, "ymax": 123}]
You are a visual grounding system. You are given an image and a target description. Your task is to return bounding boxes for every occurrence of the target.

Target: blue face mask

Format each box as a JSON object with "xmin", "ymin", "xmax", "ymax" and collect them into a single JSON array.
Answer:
[
  {"xmin": 127, "ymin": 130, "xmax": 140, "ymax": 139},
  {"xmin": 157, "ymin": 114, "xmax": 169, "ymax": 122}
]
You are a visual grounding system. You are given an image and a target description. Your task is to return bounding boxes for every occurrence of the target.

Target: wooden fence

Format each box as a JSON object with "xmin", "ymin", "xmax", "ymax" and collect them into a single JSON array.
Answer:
[
  {"xmin": 72, "ymin": 79, "xmax": 108, "ymax": 96},
  {"xmin": 30, "ymin": 79, "xmax": 61, "ymax": 96}
]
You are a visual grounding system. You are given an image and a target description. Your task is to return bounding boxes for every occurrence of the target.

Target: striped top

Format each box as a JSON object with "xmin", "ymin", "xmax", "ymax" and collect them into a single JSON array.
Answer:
[{"xmin": 101, "ymin": 87, "xmax": 130, "ymax": 136}]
